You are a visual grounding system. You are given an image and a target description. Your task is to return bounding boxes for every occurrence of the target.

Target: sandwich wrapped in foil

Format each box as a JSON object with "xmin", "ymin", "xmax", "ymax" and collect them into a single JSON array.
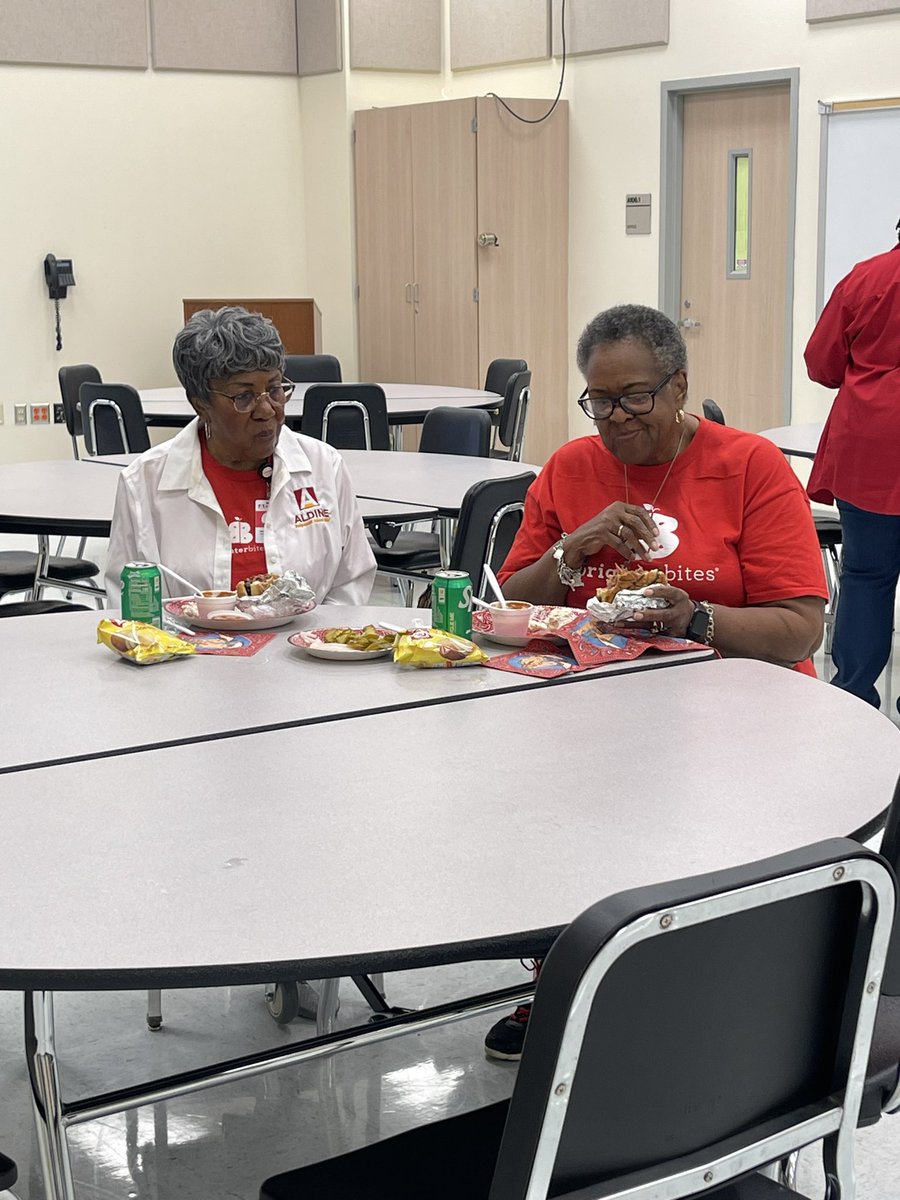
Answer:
[{"xmin": 237, "ymin": 571, "xmax": 316, "ymax": 617}]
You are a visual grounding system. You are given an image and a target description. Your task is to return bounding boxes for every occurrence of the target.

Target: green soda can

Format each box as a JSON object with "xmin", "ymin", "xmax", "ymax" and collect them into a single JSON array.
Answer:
[
  {"xmin": 432, "ymin": 570, "xmax": 473, "ymax": 638},
  {"xmin": 120, "ymin": 562, "xmax": 163, "ymax": 627}
]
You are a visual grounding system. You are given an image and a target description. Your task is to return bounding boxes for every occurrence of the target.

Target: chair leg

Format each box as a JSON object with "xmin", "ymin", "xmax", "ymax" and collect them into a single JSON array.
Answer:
[
  {"xmin": 823, "ymin": 543, "xmax": 841, "ymax": 656},
  {"xmin": 316, "ymin": 978, "xmax": 341, "ymax": 1037},
  {"xmin": 147, "ymin": 989, "xmax": 162, "ymax": 1030}
]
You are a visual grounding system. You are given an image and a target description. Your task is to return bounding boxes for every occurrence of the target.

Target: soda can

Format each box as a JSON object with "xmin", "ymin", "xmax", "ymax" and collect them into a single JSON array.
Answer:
[
  {"xmin": 432, "ymin": 570, "xmax": 473, "ymax": 638},
  {"xmin": 120, "ymin": 562, "xmax": 163, "ymax": 627}
]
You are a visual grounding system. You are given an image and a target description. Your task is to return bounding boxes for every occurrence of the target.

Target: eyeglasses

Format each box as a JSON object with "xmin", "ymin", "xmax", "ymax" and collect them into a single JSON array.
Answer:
[
  {"xmin": 578, "ymin": 371, "xmax": 678, "ymax": 421},
  {"xmin": 208, "ymin": 380, "xmax": 295, "ymax": 414}
]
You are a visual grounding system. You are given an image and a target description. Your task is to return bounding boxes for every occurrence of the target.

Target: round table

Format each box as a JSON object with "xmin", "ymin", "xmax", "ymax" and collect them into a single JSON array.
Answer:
[{"xmin": 758, "ymin": 423, "xmax": 824, "ymax": 460}]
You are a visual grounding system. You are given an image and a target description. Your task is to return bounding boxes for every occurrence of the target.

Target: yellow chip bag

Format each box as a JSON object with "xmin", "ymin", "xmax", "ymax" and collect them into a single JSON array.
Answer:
[
  {"xmin": 393, "ymin": 627, "xmax": 487, "ymax": 668},
  {"xmin": 97, "ymin": 619, "xmax": 196, "ymax": 666}
]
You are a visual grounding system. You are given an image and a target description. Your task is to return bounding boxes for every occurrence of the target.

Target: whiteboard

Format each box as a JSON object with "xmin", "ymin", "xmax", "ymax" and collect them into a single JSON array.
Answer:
[{"xmin": 818, "ymin": 105, "xmax": 900, "ymax": 308}]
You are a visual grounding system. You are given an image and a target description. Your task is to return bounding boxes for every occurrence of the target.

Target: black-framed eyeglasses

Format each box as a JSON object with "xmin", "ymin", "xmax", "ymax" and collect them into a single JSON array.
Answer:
[
  {"xmin": 208, "ymin": 379, "xmax": 295, "ymax": 414},
  {"xmin": 578, "ymin": 371, "xmax": 678, "ymax": 421}
]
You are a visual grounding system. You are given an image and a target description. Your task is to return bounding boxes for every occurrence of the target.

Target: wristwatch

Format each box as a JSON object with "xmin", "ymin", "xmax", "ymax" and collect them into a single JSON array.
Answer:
[
  {"xmin": 686, "ymin": 600, "xmax": 715, "ymax": 645},
  {"xmin": 552, "ymin": 535, "xmax": 584, "ymax": 589}
]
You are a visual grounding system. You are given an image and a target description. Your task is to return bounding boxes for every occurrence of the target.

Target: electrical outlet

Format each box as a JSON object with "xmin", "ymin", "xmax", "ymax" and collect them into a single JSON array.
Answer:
[
  {"xmin": 14, "ymin": 404, "xmax": 27, "ymax": 426},
  {"xmin": 53, "ymin": 403, "xmax": 65, "ymax": 425},
  {"xmin": 30, "ymin": 404, "xmax": 50, "ymax": 425}
]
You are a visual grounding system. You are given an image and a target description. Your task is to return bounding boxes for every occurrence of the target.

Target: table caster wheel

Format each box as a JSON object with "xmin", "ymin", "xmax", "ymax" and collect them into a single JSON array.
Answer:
[{"xmin": 266, "ymin": 981, "xmax": 301, "ymax": 1024}]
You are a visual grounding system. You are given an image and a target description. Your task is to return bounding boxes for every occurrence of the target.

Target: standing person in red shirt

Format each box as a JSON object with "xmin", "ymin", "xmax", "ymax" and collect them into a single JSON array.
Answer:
[{"xmin": 805, "ymin": 222, "xmax": 900, "ymax": 711}]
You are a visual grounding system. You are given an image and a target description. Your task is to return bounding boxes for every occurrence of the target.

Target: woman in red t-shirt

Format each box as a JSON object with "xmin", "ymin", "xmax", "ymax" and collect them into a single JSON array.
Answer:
[{"xmin": 484, "ymin": 303, "xmax": 827, "ymax": 1062}]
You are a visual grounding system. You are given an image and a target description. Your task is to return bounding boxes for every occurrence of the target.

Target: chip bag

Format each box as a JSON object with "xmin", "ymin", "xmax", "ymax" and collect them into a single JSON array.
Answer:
[
  {"xmin": 393, "ymin": 627, "xmax": 487, "ymax": 668},
  {"xmin": 97, "ymin": 619, "xmax": 196, "ymax": 666}
]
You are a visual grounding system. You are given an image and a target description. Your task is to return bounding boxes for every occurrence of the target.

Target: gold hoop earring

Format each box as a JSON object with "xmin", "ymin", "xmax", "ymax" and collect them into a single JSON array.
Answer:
[{"xmin": 675, "ymin": 408, "xmax": 685, "ymax": 425}]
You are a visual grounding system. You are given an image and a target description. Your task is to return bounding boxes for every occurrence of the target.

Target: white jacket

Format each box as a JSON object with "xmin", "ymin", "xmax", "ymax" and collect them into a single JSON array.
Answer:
[{"xmin": 105, "ymin": 421, "xmax": 376, "ymax": 607}]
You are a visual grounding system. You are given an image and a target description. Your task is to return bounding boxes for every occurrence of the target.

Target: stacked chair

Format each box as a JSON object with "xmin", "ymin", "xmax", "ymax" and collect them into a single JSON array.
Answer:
[
  {"xmin": 261, "ymin": 832, "xmax": 896, "ymax": 1200},
  {"xmin": 79, "ymin": 382, "xmax": 150, "ymax": 455},
  {"xmin": 484, "ymin": 357, "xmax": 530, "ymax": 460},
  {"xmin": 284, "ymin": 354, "xmax": 342, "ymax": 383}
]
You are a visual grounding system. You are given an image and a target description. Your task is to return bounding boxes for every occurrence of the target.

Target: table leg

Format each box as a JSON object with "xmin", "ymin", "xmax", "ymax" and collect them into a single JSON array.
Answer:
[
  {"xmin": 26, "ymin": 991, "xmax": 77, "ymax": 1200},
  {"xmin": 389, "ymin": 426, "xmax": 403, "ymax": 451},
  {"xmin": 439, "ymin": 518, "xmax": 452, "ymax": 568}
]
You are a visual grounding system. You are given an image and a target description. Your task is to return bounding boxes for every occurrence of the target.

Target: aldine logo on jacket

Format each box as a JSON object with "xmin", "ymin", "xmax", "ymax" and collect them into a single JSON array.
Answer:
[{"xmin": 293, "ymin": 485, "xmax": 332, "ymax": 528}]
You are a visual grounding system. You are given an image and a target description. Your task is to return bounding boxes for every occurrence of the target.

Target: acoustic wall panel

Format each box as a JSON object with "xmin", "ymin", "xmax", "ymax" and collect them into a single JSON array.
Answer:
[
  {"xmin": 297, "ymin": 0, "xmax": 342, "ymax": 76},
  {"xmin": 450, "ymin": 0, "xmax": 549, "ymax": 71},
  {"xmin": 807, "ymin": 0, "xmax": 900, "ymax": 20},
  {"xmin": 349, "ymin": 0, "xmax": 441, "ymax": 72},
  {"xmin": 551, "ymin": 0, "xmax": 668, "ymax": 56},
  {"xmin": 150, "ymin": 0, "xmax": 298, "ymax": 74},
  {"xmin": 0, "ymin": 0, "xmax": 147, "ymax": 68}
]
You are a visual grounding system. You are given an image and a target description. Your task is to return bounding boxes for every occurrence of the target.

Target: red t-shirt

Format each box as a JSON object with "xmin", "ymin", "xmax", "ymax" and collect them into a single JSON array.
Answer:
[
  {"xmin": 805, "ymin": 243, "xmax": 900, "ymax": 515},
  {"xmin": 500, "ymin": 419, "xmax": 828, "ymax": 673},
  {"xmin": 200, "ymin": 436, "xmax": 269, "ymax": 588}
]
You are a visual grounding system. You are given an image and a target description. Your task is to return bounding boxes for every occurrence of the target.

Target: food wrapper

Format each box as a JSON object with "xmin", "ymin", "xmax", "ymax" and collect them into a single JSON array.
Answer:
[
  {"xmin": 97, "ymin": 619, "xmax": 196, "ymax": 666},
  {"xmin": 588, "ymin": 590, "xmax": 670, "ymax": 625},
  {"xmin": 393, "ymin": 627, "xmax": 487, "ymax": 668},
  {"xmin": 236, "ymin": 571, "xmax": 316, "ymax": 618}
]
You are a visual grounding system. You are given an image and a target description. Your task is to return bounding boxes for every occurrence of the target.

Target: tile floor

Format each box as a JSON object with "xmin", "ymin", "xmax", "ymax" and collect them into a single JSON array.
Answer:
[{"xmin": 1, "ymin": 541, "xmax": 899, "ymax": 1199}]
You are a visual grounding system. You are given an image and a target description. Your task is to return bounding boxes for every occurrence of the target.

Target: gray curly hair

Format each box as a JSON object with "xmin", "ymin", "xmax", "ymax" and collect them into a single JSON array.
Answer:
[
  {"xmin": 173, "ymin": 306, "xmax": 285, "ymax": 405},
  {"xmin": 576, "ymin": 304, "xmax": 687, "ymax": 377}
]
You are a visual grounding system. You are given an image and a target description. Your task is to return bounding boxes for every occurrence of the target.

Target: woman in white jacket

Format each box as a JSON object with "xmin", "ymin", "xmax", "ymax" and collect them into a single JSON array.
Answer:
[{"xmin": 106, "ymin": 307, "xmax": 376, "ymax": 607}]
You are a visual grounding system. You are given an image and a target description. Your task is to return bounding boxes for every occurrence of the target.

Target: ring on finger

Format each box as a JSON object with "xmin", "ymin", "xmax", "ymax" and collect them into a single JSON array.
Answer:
[{"xmin": 616, "ymin": 522, "xmax": 626, "ymax": 540}]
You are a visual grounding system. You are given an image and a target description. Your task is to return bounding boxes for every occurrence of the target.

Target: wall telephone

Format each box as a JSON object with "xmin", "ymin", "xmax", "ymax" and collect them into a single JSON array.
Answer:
[{"xmin": 44, "ymin": 253, "xmax": 76, "ymax": 351}]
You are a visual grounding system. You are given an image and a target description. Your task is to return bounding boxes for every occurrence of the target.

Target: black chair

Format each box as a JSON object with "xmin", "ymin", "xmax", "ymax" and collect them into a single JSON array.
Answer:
[
  {"xmin": 490, "ymin": 369, "xmax": 532, "ymax": 461},
  {"xmin": 0, "ymin": 550, "xmax": 100, "ymax": 604},
  {"xmin": 79, "ymin": 382, "xmax": 150, "ymax": 455},
  {"xmin": 702, "ymin": 397, "xmax": 841, "ymax": 649},
  {"xmin": 702, "ymin": 396, "xmax": 725, "ymax": 423},
  {"xmin": 0, "ymin": 1150, "xmax": 17, "ymax": 1191},
  {"xmin": 369, "ymin": 407, "xmax": 493, "ymax": 554},
  {"xmin": 484, "ymin": 357, "xmax": 528, "ymax": 399},
  {"xmin": 0, "ymin": 601, "xmax": 91, "ymax": 617},
  {"xmin": 261, "ymin": 837, "xmax": 894, "ymax": 1200},
  {"xmin": 58, "ymin": 363, "xmax": 101, "ymax": 459},
  {"xmin": 374, "ymin": 471, "xmax": 535, "ymax": 603},
  {"xmin": 284, "ymin": 354, "xmax": 342, "ymax": 383},
  {"xmin": 300, "ymin": 384, "xmax": 390, "ymax": 450}
]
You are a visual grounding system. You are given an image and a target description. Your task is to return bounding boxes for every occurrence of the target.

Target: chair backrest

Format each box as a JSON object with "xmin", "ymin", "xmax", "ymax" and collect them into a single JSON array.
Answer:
[
  {"xmin": 449, "ymin": 471, "xmax": 536, "ymax": 596},
  {"xmin": 702, "ymin": 397, "xmax": 726, "ymax": 424},
  {"xmin": 419, "ymin": 406, "xmax": 492, "ymax": 457},
  {"xmin": 487, "ymin": 837, "xmax": 894, "ymax": 1200},
  {"xmin": 496, "ymin": 370, "xmax": 532, "ymax": 460},
  {"xmin": 284, "ymin": 354, "xmax": 342, "ymax": 384},
  {"xmin": 58, "ymin": 364, "xmax": 101, "ymax": 457},
  {"xmin": 484, "ymin": 357, "xmax": 528, "ymax": 397},
  {"xmin": 300, "ymin": 384, "xmax": 390, "ymax": 450},
  {"xmin": 79, "ymin": 382, "xmax": 150, "ymax": 455}
]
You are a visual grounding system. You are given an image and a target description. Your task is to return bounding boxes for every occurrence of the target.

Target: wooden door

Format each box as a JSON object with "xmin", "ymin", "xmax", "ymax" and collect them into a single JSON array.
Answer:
[
  {"xmin": 475, "ymin": 97, "xmax": 569, "ymax": 465},
  {"xmin": 680, "ymin": 86, "xmax": 790, "ymax": 431},
  {"xmin": 410, "ymin": 100, "xmax": 479, "ymax": 387},
  {"xmin": 354, "ymin": 107, "xmax": 416, "ymax": 382}
]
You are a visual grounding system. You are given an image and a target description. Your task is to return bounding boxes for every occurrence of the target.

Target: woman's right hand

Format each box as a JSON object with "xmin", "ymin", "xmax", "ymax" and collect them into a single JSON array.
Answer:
[{"xmin": 563, "ymin": 503, "xmax": 661, "ymax": 565}]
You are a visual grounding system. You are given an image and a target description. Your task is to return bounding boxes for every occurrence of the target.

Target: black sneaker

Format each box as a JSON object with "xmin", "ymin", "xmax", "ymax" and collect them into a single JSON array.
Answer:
[{"xmin": 484, "ymin": 1003, "xmax": 531, "ymax": 1061}]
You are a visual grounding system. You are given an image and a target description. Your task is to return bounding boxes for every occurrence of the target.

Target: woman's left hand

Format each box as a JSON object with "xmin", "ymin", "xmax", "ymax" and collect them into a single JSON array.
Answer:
[{"xmin": 616, "ymin": 584, "xmax": 695, "ymax": 638}]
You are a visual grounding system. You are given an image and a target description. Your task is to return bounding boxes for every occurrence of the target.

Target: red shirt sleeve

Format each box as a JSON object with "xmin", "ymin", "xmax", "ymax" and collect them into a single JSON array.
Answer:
[{"xmin": 804, "ymin": 280, "xmax": 853, "ymax": 389}]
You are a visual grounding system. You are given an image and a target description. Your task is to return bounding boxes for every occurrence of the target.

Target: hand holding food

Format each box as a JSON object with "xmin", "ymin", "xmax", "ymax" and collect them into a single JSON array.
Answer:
[{"xmin": 564, "ymin": 503, "xmax": 661, "ymax": 566}]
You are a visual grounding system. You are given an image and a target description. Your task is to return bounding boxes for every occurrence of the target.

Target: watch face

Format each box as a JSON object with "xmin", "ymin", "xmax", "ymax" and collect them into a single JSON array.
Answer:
[{"xmin": 688, "ymin": 606, "xmax": 710, "ymax": 641}]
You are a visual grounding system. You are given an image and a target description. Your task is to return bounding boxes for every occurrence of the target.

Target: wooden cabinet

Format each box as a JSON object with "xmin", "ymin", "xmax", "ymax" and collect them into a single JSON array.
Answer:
[
  {"xmin": 182, "ymin": 299, "xmax": 322, "ymax": 354},
  {"xmin": 354, "ymin": 97, "xmax": 568, "ymax": 464}
]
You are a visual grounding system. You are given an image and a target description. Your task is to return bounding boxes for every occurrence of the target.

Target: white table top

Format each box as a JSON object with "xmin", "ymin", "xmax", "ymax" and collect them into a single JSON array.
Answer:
[
  {"xmin": 140, "ymin": 383, "xmax": 501, "ymax": 426},
  {"xmin": 0, "ymin": 606, "xmax": 713, "ymax": 772},
  {"xmin": 758, "ymin": 423, "xmax": 824, "ymax": 459},
  {"xmin": 339, "ymin": 450, "xmax": 538, "ymax": 513},
  {"xmin": 0, "ymin": 657, "xmax": 895, "ymax": 987},
  {"xmin": 0, "ymin": 460, "xmax": 437, "ymax": 534}
]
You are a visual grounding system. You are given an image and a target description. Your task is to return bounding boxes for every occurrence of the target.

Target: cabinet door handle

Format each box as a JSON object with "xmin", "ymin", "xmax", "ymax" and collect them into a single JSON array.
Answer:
[
  {"xmin": 413, "ymin": 283, "xmax": 420, "ymax": 305},
  {"xmin": 478, "ymin": 232, "xmax": 500, "ymax": 247},
  {"xmin": 405, "ymin": 283, "xmax": 412, "ymax": 303}
]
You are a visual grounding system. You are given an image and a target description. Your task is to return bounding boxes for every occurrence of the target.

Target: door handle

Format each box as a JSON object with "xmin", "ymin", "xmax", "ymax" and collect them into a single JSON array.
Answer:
[
  {"xmin": 678, "ymin": 318, "xmax": 702, "ymax": 329},
  {"xmin": 413, "ymin": 283, "xmax": 420, "ymax": 306},
  {"xmin": 478, "ymin": 233, "xmax": 500, "ymax": 247},
  {"xmin": 405, "ymin": 283, "xmax": 412, "ymax": 304}
]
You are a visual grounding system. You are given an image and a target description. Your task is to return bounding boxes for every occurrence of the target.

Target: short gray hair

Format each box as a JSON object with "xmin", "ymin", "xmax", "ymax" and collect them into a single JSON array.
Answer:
[
  {"xmin": 173, "ymin": 306, "xmax": 285, "ymax": 404},
  {"xmin": 576, "ymin": 304, "xmax": 687, "ymax": 377}
]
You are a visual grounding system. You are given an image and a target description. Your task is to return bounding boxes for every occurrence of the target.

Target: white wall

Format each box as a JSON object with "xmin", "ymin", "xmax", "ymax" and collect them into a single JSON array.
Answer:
[
  {"xmin": 0, "ymin": 64, "xmax": 308, "ymax": 463},
  {"xmin": 309, "ymin": 0, "xmax": 900, "ymax": 437}
]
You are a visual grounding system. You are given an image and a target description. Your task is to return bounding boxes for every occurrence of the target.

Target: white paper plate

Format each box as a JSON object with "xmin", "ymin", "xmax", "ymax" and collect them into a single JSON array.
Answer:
[
  {"xmin": 164, "ymin": 597, "xmax": 313, "ymax": 632},
  {"xmin": 287, "ymin": 629, "xmax": 395, "ymax": 661},
  {"xmin": 471, "ymin": 605, "xmax": 584, "ymax": 648}
]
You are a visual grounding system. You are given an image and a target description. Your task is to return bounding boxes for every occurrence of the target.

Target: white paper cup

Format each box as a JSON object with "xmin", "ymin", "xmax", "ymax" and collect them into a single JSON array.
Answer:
[
  {"xmin": 489, "ymin": 600, "xmax": 534, "ymax": 638},
  {"xmin": 194, "ymin": 591, "xmax": 238, "ymax": 618}
]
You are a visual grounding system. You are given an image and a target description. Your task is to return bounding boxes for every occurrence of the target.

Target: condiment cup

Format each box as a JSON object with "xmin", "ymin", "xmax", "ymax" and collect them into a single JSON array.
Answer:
[
  {"xmin": 194, "ymin": 590, "xmax": 238, "ymax": 618},
  {"xmin": 489, "ymin": 600, "xmax": 534, "ymax": 638}
]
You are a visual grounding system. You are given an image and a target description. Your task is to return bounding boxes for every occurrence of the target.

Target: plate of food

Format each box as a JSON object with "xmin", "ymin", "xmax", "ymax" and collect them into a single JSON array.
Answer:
[
  {"xmin": 164, "ymin": 571, "xmax": 317, "ymax": 630},
  {"xmin": 471, "ymin": 605, "xmax": 584, "ymax": 648},
  {"xmin": 288, "ymin": 625, "xmax": 397, "ymax": 661}
]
